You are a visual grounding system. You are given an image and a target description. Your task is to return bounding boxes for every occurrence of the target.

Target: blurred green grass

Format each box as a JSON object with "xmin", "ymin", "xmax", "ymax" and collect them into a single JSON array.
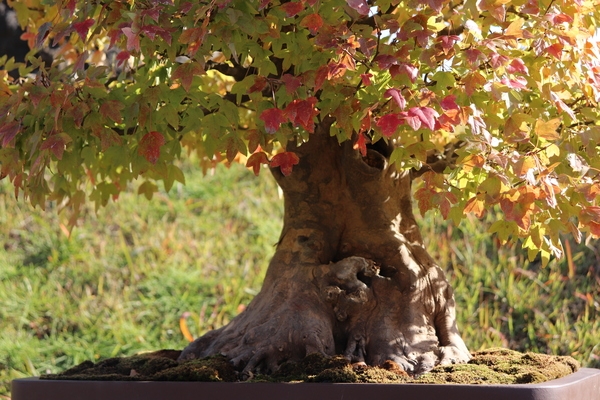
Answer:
[{"xmin": 1, "ymin": 160, "xmax": 598, "ymax": 397}]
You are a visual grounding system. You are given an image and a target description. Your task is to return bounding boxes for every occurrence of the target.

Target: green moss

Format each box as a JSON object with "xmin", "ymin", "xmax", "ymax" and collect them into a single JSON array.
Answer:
[{"xmin": 42, "ymin": 348, "xmax": 579, "ymax": 385}]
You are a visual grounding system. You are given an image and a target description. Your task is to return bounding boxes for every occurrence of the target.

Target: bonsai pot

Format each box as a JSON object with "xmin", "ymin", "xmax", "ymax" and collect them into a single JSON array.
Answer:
[{"xmin": 11, "ymin": 367, "xmax": 600, "ymax": 400}]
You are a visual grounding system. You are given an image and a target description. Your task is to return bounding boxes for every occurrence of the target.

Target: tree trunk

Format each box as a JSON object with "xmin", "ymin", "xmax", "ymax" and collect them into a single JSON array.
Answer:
[{"xmin": 178, "ymin": 119, "xmax": 470, "ymax": 376}]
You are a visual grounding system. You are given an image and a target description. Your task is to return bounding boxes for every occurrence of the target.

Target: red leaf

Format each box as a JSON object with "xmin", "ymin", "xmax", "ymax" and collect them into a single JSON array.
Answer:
[
  {"xmin": 99, "ymin": 100, "xmax": 125, "ymax": 124},
  {"xmin": 141, "ymin": 6, "xmax": 163, "ymax": 23},
  {"xmin": 465, "ymin": 48, "xmax": 484, "ymax": 68},
  {"xmin": 545, "ymin": 43, "xmax": 563, "ymax": 60},
  {"xmin": 249, "ymin": 76, "xmax": 268, "ymax": 93},
  {"xmin": 300, "ymin": 13, "xmax": 323, "ymax": 35},
  {"xmin": 246, "ymin": 152, "xmax": 269, "ymax": 176},
  {"xmin": 548, "ymin": 13, "xmax": 573, "ymax": 24},
  {"xmin": 314, "ymin": 65, "xmax": 329, "ymax": 91},
  {"xmin": 440, "ymin": 95, "xmax": 459, "ymax": 110},
  {"xmin": 63, "ymin": 0, "xmax": 77, "ymax": 16},
  {"xmin": 0, "ymin": 121, "xmax": 20, "ymax": 148},
  {"xmin": 259, "ymin": 108, "xmax": 287, "ymax": 134},
  {"xmin": 376, "ymin": 113, "xmax": 402, "ymax": 137},
  {"xmin": 141, "ymin": 25, "xmax": 162, "ymax": 40},
  {"xmin": 354, "ymin": 133, "xmax": 367, "ymax": 157},
  {"xmin": 374, "ymin": 54, "xmax": 399, "ymax": 70},
  {"xmin": 281, "ymin": 74, "xmax": 302, "ymax": 94},
  {"xmin": 138, "ymin": 131, "xmax": 165, "ymax": 164},
  {"xmin": 41, "ymin": 133, "xmax": 71, "ymax": 160},
  {"xmin": 414, "ymin": 187, "xmax": 435, "ymax": 216},
  {"xmin": 579, "ymin": 206, "xmax": 600, "ymax": 225},
  {"xmin": 281, "ymin": 2, "xmax": 304, "ymax": 17},
  {"xmin": 284, "ymin": 97, "xmax": 319, "ymax": 133},
  {"xmin": 436, "ymin": 35, "xmax": 459, "ymax": 54},
  {"xmin": 172, "ymin": 62, "xmax": 205, "ymax": 92},
  {"xmin": 389, "ymin": 63, "xmax": 418, "ymax": 83},
  {"xmin": 404, "ymin": 114, "xmax": 421, "ymax": 131},
  {"xmin": 424, "ymin": 0, "xmax": 445, "ymax": 12},
  {"xmin": 384, "ymin": 88, "xmax": 406, "ymax": 110},
  {"xmin": 408, "ymin": 107, "xmax": 439, "ymax": 131},
  {"xmin": 72, "ymin": 18, "xmax": 95, "ymax": 40},
  {"xmin": 506, "ymin": 58, "xmax": 528, "ymax": 74},
  {"xmin": 500, "ymin": 76, "xmax": 528, "ymax": 90},
  {"xmin": 489, "ymin": 53, "xmax": 509, "ymax": 69},
  {"xmin": 122, "ymin": 27, "xmax": 140, "ymax": 52},
  {"xmin": 116, "ymin": 51, "xmax": 131, "ymax": 67},
  {"xmin": 35, "ymin": 22, "xmax": 52, "ymax": 49},
  {"xmin": 346, "ymin": 0, "xmax": 370, "ymax": 15},
  {"xmin": 360, "ymin": 73, "xmax": 373, "ymax": 86},
  {"xmin": 270, "ymin": 152, "xmax": 300, "ymax": 176}
]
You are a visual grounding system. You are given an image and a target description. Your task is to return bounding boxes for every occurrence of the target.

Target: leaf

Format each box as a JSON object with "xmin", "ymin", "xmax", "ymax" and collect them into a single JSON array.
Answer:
[
  {"xmin": 72, "ymin": 19, "xmax": 95, "ymax": 40},
  {"xmin": 506, "ymin": 58, "xmax": 528, "ymax": 74},
  {"xmin": 436, "ymin": 35, "xmax": 459, "ymax": 54},
  {"xmin": 360, "ymin": 73, "xmax": 373, "ymax": 86},
  {"xmin": 346, "ymin": 0, "xmax": 370, "ymax": 15},
  {"xmin": 99, "ymin": 101, "xmax": 125, "ymax": 124},
  {"xmin": 300, "ymin": 13, "xmax": 323, "ymax": 35},
  {"xmin": 122, "ymin": 27, "xmax": 140, "ymax": 52},
  {"xmin": 281, "ymin": 2, "xmax": 304, "ymax": 17},
  {"xmin": 259, "ymin": 108, "xmax": 287, "ymax": 134},
  {"xmin": 245, "ymin": 151, "xmax": 269, "ymax": 175},
  {"xmin": 172, "ymin": 62, "xmax": 205, "ymax": 92},
  {"xmin": 40, "ymin": 133, "xmax": 71, "ymax": 160},
  {"xmin": 284, "ymin": 97, "xmax": 319, "ymax": 133},
  {"xmin": 463, "ymin": 196, "xmax": 485, "ymax": 218},
  {"xmin": 505, "ymin": 17, "xmax": 524, "ymax": 37},
  {"xmin": 248, "ymin": 76, "xmax": 268, "ymax": 93},
  {"xmin": 440, "ymin": 95, "xmax": 459, "ymax": 110},
  {"xmin": 534, "ymin": 118, "xmax": 561, "ymax": 141},
  {"xmin": 384, "ymin": 88, "xmax": 406, "ymax": 110},
  {"xmin": 138, "ymin": 131, "xmax": 166, "ymax": 164},
  {"xmin": 115, "ymin": 51, "xmax": 131, "ymax": 67},
  {"xmin": 138, "ymin": 181, "xmax": 158, "ymax": 200},
  {"xmin": 389, "ymin": 63, "xmax": 418, "ymax": 83},
  {"xmin": 35, "ymin": 22, "xmax": 52, "ymax": 49},
  {"xmin": 408, "ymin": 107, "xmax": 439, "ymax": 131},
  {"xmin": 0, "ymin": 121, "xmax": 20, "ymax": 148},
  {"xmin": 354, "ymin": 132, "xmax": 367, "ymax": 157},
  {"xmin": 545, "ymin": 43, "xmax": 563, "ymax": 60},
  {"xmin": 414, "ymin": 187, "xmax": 435, "ymax": 216},
  {"xmin": 374, "ymin": 55, "xmax": 399, "ymax": 70},
  {"xmin": 281, "ymin": 74, "xmax": 302, "ymax": 94},
  {"xmin": 270, "ymin": 151, "xmax": 300, "ymax": 176},
  {"xmin": 376, "ymin": 113, "xmax": 403, "ymax": 137}
]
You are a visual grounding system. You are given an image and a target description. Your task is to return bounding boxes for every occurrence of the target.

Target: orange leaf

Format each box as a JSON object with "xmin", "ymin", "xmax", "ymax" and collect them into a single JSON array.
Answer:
[
  {"xmin": 138, "ymin": 131, "xmax": 165, "ymax": 164},
  {"xmin": 270, "ymin": 151, "xmax": 300, "ymax": 176},
  {"xmin": 246, "ymin": 151, "xmax": 269, "ymax": 176},
  {"xmin": 463, "ymin": 196, "xmax": 485, "ymax": 218}
]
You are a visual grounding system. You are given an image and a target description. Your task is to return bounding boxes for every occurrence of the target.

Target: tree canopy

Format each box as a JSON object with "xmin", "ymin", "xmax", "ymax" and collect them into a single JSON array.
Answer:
[{"xmin": 1, "ymin": 0, "xmax": 599, "ymax": 265}]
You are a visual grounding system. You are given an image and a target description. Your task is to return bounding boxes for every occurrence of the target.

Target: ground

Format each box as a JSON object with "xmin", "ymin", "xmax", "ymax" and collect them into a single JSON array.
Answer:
[{"xmin": 44, "ymin": 348, "xmax": 579, "ymax": 384}]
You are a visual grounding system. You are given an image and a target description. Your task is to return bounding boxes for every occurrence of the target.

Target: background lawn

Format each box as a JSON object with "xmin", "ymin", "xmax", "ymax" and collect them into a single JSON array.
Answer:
[{"xmin": 1, "ymin": 159, "xmax": 598, "ymax": 397}]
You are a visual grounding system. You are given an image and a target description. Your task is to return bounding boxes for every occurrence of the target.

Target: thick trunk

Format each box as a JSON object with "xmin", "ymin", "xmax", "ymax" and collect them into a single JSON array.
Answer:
[{"xmin": 179, "ymin": 120, "xmax": 470, "ymax": 376}]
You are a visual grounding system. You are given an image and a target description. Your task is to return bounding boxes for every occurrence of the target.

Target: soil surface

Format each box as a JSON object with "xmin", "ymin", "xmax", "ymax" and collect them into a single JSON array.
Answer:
[{"xmin": 42, "ymin": 348, "xmax": 579, "ymax": 384}]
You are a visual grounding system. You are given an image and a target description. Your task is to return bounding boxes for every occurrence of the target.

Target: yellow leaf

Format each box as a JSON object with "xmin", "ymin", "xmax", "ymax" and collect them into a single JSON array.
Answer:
[
  {"xmin": 546, "ymin": 144, "xmax": 560, "ymax": 158},
  {"xmin": 535, "ymin": 118, "xmax": 561, "ymax": 141},
  {"xmin": 506, "ymin": 17, "xmax": 524, "ymax": 38}
]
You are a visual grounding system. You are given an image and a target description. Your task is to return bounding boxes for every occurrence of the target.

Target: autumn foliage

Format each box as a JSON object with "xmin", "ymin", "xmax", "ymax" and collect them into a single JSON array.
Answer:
[{"xmin": 1, "ymin": 0, "xmax": 600, "ymax": 264}]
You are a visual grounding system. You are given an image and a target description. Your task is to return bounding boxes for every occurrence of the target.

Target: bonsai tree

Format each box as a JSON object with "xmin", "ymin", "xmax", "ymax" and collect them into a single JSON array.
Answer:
[{"xmin": 1, "ymin": 0, "xmax": 599, "ymax": 376}]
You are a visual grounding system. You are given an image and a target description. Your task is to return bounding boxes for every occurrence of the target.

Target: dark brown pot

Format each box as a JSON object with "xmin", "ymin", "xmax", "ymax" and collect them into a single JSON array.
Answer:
[{"xmin": 11, "ymin": 368, "xmax": 600, "ymax": 400}]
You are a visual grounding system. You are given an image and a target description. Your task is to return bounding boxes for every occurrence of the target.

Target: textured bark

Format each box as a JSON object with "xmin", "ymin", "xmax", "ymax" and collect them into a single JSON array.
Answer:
[{"xmin": 179, "ymin": 119, "xmax": 470, "ymax": 376}]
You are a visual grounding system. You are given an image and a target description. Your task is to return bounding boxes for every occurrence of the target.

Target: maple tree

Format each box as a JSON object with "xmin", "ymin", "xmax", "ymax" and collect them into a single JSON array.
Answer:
[{"xmin": 2, "ymin": 0, "xmax": 600, "ymax": 376}]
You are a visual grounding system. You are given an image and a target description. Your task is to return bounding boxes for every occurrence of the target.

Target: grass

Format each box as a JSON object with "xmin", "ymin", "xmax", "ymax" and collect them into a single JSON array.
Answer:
[{"xmin": 1, "ymin": 159, "xmax": 599, "ymax": 397}]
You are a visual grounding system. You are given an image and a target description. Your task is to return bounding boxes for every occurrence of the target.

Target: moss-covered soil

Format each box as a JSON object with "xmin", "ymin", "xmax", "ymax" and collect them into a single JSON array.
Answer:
[{"xmin": 42, "ymin": 348, "xmax": 579, "ymax": 384}]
